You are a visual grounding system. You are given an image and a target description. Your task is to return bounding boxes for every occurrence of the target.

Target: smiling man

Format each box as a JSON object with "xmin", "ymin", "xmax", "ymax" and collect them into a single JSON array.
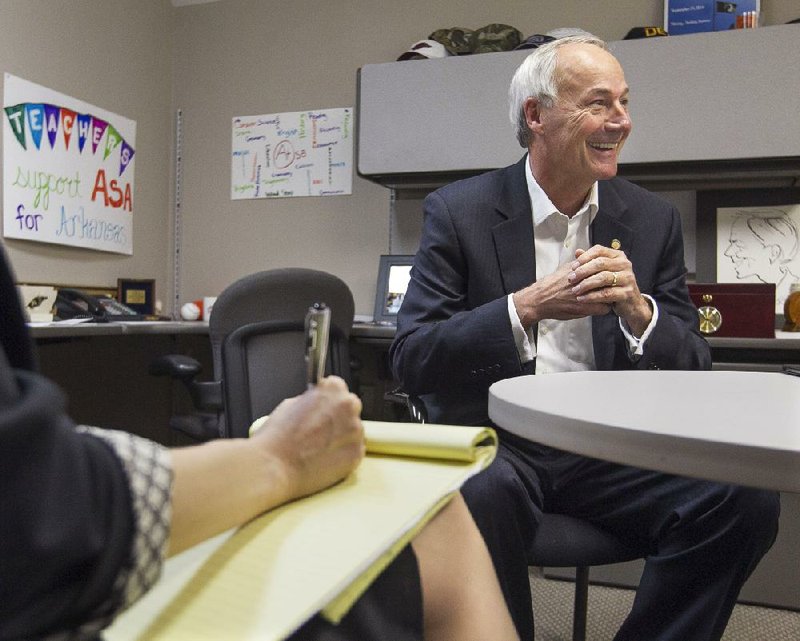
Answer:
[{"xmin": 390, "ymin": 35, "xmax": 779, "ymax": 641}]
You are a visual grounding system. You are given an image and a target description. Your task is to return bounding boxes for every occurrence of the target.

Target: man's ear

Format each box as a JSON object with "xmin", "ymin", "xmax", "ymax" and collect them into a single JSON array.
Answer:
[
  {"xmin": 523, "ymin": 97, "xmax": 544, "ymax": 135},
  {"xmin": 768, "ymin": 244, "xmax": 782, "ymax": 265}
]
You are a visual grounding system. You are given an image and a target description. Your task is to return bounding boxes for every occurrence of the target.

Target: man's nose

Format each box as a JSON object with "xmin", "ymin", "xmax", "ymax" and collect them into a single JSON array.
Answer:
[{"xmin": 605, "ymin": 107, "xmax": 631, "ymax": 131}]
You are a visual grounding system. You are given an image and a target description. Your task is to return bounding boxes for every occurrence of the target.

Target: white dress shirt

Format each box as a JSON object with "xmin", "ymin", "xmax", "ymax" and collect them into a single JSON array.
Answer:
[{"xmin": 507, "ymin": 156, "xmax": 658, "ymax": 372}]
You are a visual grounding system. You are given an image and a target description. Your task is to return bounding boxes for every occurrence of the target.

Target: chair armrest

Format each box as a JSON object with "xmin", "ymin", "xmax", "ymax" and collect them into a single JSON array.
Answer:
[
  {"xmin": 384, "ymin": 387, "xmax": 428, "ymax": 423},
  {"xmin": 149, "ymin": 354, "xmax": 203, "ymax": 381},
  {"xmin": 149, "ymin": 354, "xmax": 222, "ymax": 411}
]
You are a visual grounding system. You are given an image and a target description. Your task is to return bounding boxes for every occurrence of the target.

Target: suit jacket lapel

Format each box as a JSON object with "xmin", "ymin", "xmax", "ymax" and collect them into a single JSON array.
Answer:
[
  {"xmin": 591, "ymin": 180, "xmax": 635, "ymax": 368},
  {"xmin": 492, "ymin": 157, "xmax": 535, "ymax": 294}
]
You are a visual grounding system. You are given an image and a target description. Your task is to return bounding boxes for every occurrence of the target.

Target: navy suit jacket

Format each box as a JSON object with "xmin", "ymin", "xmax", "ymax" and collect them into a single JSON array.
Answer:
[{"xmin": 390, "ymin": 157, "xmax": 711, "ymax": 425}]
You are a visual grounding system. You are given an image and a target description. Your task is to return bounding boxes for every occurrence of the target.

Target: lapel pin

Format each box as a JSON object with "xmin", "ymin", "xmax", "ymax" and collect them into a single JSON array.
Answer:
[{"xmin": 611, "ymin": 239, "xmax": 621, "ymax": 250}]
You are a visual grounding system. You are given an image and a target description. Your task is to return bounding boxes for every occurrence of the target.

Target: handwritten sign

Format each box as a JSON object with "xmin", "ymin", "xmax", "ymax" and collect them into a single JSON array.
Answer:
[
  {"xmin": 3, "ymin": 74, "xmax": 136, "ymax": 254},
  {"xmin": 231, "ymin": 107, "xmax": 352, "ymax": 200}
]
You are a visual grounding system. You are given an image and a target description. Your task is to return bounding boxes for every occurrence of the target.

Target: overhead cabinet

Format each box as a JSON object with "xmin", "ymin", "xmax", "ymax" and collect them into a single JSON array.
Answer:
[{"xmin": 357, "ymin": 25, "xmax": 800, "ymax": 190}]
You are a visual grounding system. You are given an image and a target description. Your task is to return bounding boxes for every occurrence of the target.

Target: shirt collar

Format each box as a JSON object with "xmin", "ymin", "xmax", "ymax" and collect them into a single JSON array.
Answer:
[{"xmin": 524, "ymin": 154, "xmax": 599, "ymax": 226}]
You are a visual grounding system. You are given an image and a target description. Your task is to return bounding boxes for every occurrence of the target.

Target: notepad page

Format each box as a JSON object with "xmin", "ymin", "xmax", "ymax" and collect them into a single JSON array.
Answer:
[
  {"xmin": 363, "ymin": 420, "xmax": 496, "ymax": 461},
  {"xmin": 104, "ymin": 448, "xmax": 494, "ymax": 641}
]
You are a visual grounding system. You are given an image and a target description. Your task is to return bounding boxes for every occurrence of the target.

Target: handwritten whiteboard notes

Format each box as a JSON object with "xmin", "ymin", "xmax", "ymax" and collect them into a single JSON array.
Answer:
[
  {"xmin": 3, "ymin": 73, "xmax": 136, "ymax": 254},
  {"xmin": 231, "ymin": 108, "xmax": 353, "ymax": 200}
]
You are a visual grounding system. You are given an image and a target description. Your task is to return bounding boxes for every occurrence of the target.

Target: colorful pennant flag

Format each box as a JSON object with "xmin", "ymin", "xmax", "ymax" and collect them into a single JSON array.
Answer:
[{"xmin": 4, "ymin": 102, "xmax": 135, "ymax": 175}]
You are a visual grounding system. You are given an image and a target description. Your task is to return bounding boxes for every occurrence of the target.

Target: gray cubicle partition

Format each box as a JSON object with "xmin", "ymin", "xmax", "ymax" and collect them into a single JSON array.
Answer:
[{"xmin": 358, "ymin": 25, "xmax": 800, "ymax": 189}]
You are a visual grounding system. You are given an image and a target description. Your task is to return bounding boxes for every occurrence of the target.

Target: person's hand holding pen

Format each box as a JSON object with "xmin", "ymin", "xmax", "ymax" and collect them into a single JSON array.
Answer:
[
  {"xmin": 247, "ymin": 302, "xmax": 364, "ymax": 508},
  {"xmin": 251, "ymin": 376, "xmax": 365, "ymax": 508}
]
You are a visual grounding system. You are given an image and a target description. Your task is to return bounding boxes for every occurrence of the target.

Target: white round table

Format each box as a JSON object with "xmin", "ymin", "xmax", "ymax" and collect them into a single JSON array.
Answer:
[{"xmin": 488, "ymin": 370, "xmax": 800, "ymax": 493}]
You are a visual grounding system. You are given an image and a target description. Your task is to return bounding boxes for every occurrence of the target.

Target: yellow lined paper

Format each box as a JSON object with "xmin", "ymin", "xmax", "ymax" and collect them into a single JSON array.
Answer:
[{"xmin": 104, "ymin": 421, "xmax": 496, "ymax": 641}]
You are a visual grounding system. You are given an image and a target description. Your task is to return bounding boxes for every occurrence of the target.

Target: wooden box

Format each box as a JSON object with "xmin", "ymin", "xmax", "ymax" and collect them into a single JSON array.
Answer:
[{"xmin": 687, "ymin": 283, "xmax": 775, "ymax": 338}]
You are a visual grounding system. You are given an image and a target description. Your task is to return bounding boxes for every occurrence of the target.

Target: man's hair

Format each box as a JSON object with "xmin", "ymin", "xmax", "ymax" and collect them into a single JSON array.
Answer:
[
  {"xmin": 508, "ymin": 34, "xmax": 608, "ymax": 148},
  {"xmin": 746, "ymin": 214, "xmax": 799, "ymax": 264}
]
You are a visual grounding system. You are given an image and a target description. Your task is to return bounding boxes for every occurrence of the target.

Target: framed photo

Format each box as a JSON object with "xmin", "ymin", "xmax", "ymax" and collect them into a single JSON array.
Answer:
[
  {"xmin": 372, "ymin": 255, "xmax": 414, "ymax": 324},
  {"xmin": 117, "ymin": 278, "xmax": 155, "ymax": 315},
  {"xmin": 696, "ymin": 188, "xmax": 800, "ymax": 316}
]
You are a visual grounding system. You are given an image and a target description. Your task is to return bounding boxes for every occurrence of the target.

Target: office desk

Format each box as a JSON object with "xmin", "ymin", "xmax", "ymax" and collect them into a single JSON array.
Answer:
[
  {"xmin": 31, "ymin": 321, "xmax": 213, "ymax": 446},
  {"xmin": 489, "ymin": 370, "xmax": 800, "ymax": 493}
]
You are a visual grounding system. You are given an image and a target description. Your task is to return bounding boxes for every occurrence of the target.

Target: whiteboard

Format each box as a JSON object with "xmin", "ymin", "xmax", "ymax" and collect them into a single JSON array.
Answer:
[
  {"xmin": 3, "ymin": 73, "xmax": 136, "ymax": 254},
  {"xmin": 231, "ymin": 107, "xmax": 352, "ymax": 200}
]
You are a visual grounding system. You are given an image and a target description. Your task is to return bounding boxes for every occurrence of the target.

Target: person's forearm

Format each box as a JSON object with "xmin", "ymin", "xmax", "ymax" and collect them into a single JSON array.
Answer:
[{"xmin": 167, "ymin": 439, "xmax": 287, "ymax": 556}]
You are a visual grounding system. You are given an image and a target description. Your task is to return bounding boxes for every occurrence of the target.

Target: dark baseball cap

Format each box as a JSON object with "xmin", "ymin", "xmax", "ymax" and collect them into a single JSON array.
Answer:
[
  {"xmin": 624, "ymin": 26, "xmax": 669, "ymax": 39},
  {"xmin": 514, "ymin": 34, "xmax": 556, "ymax": 50}
]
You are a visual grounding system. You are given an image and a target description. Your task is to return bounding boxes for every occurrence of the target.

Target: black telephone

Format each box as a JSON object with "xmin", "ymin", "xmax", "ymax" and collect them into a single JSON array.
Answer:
[{"xmin": 54, "ymin": 288, "xmax": 144, "ymax": 322}]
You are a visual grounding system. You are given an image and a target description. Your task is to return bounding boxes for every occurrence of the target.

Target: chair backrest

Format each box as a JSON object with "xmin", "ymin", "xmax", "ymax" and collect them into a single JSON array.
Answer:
[{"xmin": 209, "ymin": 268, "xmax": 354, "ymax": 438}]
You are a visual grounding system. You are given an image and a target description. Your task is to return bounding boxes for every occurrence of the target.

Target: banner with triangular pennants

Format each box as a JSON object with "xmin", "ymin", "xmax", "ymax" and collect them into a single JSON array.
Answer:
[
  {"xmin": 4, "ymin": 103, "xmax": 135, "ymax": 177},
  {"xmin": 3, "ymin": 73, "xmax": 136, "ymax": 254}
]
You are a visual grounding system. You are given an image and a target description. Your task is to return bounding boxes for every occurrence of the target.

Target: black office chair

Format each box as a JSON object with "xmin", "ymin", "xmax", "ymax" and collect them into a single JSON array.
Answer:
[
  {"xmin": 150, "ymin": 268, "xmax": 355, "ymax": 440},
  {"xmin": 389, "ymin": 390, "xmax": 640, "ymax": 641}
]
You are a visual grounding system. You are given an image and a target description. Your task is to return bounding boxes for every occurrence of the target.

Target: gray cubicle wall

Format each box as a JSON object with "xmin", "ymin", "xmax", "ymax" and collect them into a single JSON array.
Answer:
[{"xmin": 358, "ymin": 25, "xmax": 800, "ymax": 186}]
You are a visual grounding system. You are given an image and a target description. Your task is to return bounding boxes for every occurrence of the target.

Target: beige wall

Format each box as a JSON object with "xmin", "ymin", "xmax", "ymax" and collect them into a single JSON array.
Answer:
[
  {"xmin": 171, "ymin": 0, "xmax": 798, "ymax": 315},
  {"xmin": 0, "ymin": 0, "xmax": 174, "ymax": 306},
  {"xmin": 172, "ymin": 0, "xmax": 670, "ymax": 315},
  {"xmin": 1, "ymin": 1, "xmax": 797, "ymax": 315}
]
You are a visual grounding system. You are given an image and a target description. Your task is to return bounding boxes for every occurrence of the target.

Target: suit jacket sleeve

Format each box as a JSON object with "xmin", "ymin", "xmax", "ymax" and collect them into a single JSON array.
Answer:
[
  {"xmin": 390, "ymin": 186, "xmax": 527, "ymax": 423},
  {"xmin": 589, "ymin": 180, "xmax": 711, "ymax": 373}
]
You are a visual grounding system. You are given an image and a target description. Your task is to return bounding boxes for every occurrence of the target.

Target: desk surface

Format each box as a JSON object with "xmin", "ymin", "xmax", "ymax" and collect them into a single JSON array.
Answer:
[
  {"xmin": 27, "ymin": 321, "xmax": 800, "ymax": 350},
  {"xmin": 489, "ymin": 371, "xmax": 800, "ymax": 493},
  {"xmin": 28, "ymin": 320, "xmax": 210, "ymax": 338},
  {"xmin": 29, "ymin": 319, "xmax": 397, "ymax": 340}
]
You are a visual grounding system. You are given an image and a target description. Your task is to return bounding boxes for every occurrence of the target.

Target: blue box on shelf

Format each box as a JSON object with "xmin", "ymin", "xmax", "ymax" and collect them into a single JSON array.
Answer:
[{"xmin": 664, "ymin": 0, "xmax": 759, "ymax": 35}]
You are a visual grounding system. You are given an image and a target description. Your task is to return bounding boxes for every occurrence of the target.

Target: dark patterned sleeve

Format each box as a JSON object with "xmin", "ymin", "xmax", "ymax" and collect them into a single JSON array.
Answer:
[
  {"xmin": 76, "ymin": 427, "xmax": 174, "ymax": 608},
  {"xmin": 37, "ymin": 429, "xmax": 174, "ymax": 641},
  {"xmin": 0, "ymin": 366, "xmax": 174, "ymax": 641}
]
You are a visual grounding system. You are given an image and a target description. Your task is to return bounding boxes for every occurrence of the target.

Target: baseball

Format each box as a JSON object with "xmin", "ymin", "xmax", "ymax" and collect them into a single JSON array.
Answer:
[{"xmin": 180, "ymin": 302, "xmax": 201, "ymax": 321}]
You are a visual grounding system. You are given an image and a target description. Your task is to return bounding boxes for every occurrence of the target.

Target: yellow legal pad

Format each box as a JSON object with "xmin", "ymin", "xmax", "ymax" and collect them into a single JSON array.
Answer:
[{"xmin": 104, "ymin": 420, "xmax": 497, "ymax": 641}]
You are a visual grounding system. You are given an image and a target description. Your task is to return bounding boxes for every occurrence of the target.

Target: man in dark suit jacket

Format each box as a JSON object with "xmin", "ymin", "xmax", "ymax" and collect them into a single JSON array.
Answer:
[{"xmin": 391, "ymin": 34, "xmax": 779, "ymax": 641}]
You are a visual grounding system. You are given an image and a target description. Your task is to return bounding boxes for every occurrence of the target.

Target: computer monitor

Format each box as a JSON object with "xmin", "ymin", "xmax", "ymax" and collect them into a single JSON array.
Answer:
[{"xmin": 373, "ymin": 255, "xmax": 414, "ymax": 324}]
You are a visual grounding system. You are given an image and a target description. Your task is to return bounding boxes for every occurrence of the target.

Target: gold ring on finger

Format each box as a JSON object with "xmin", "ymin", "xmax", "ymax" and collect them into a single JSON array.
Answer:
[{"xmin": 611, "ymin": 272, "xmax": 618, "ymax": 287}]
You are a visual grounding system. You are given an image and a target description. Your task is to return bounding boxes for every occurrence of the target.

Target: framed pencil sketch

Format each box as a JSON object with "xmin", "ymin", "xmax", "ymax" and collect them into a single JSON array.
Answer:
[{"xmin": 696, "ymin": 188, "xmax": 800, "ymax": 316}]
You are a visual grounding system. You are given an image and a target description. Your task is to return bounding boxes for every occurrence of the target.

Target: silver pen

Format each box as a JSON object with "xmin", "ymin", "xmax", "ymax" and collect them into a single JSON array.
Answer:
[{"xmin": 305, "ymin": 302, "xmax": 331, "ymax": 387}]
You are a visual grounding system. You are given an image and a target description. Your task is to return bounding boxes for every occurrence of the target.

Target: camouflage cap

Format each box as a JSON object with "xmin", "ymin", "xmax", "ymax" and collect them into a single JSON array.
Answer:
[
  {"xmin": 428, "ymin": 27, "xmax": 476, "ymax": 55},
  {"xmin": 472, "ymin": 23, "xmax": 523, "ymax": 53}
]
